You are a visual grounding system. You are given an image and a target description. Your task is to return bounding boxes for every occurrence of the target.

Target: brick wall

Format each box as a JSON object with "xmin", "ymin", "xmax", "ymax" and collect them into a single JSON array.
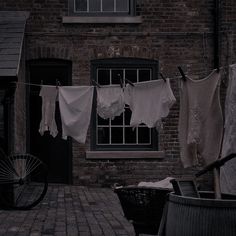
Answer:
[
  {"xmin": 1, "ymin": 0, "xmax": 235, "ymax": 188},
  {"xmin": 13, "ymin": 41, "xmax": 27, "ymax": 154}
]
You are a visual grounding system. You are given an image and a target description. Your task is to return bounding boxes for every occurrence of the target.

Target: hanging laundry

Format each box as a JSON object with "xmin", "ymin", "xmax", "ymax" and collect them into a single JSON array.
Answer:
[
  {"xmin": 178, "ymin": 69, "xmax": 223, "ymax": 168},
  {"xmin": 124, "ymin": 79, "xmax": 176, "ymax": 130},
  {"xmin": 58, "ymin": 86, "xmax": 94, "ymax": 144},
  {"xmin": 220, "ymin": 64, "xmax": 236, "ymax": 193},
  {"xmin": 96, "ymin": 85, "xmax": 125, "ymax": 120},
  {"xmin": 39, "ymin": 85, "xmax": 58, "ymax": 137}
]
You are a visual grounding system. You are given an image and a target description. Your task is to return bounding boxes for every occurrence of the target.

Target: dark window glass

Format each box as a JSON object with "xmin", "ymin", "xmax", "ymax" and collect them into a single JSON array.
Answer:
[
  {"xmin": 75, "ymin": 0, "xmax": 87, "ymax": 11},
  {"xmin": 139, "ymin": 69, "xmax": 151, "ymax": 82},
  {"xmin": 124, "ymin": 108, "xmax": 131, "ymax": 125},
  {"xmin": 111, "ymin": 69, "xmax": 123, "ymax": 85},
  {"xmin": 111, "ymin": 127, "xmax": 123, "ymax": 144},
  {"xmin": 125, "ymin": 127, "xmax": 136, "ymax": 144},
  {"xmin": 89, "ymin": 0, "xmax": 101, "ymax": 12},
  {"xmin": 116, "ymin": 0, "xmax": 129, "ymax": 12},
  {"xmin": 126, "ymin": 69, "xmax": 137, "ymax": 83},
  {"xmin": 103, "ymin": 0, "xmax": 114, "ymax": 11},
  {"xmin": 97, "ymin": 115, "xmax": 109, "ymax": 125},
  {"xmin": 97, "ymin": 127, "xmax": 109, "ymax": 144},
  {"xmin": 111, "ymin": 114, "xmax": 123, "ymax": 126},
  {"xmin": 138, "ymin": 127, "xmax": 150, "ymax": 143},
  {"xmin": 97, "ymin": 69, "xmax": 110, "ymax": 85}
]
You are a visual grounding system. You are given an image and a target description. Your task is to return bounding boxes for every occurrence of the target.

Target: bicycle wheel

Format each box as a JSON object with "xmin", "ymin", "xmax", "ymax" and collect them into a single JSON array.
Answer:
[{"xmin": 0, "ymin": 154, "xmax": 48, "ymax": 210}]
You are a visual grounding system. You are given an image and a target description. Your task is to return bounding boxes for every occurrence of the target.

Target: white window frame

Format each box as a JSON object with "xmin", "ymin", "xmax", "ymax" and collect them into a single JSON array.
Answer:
[{"xmin": 90, "ymin": 58, "xmax": 159, "ymax": 151}]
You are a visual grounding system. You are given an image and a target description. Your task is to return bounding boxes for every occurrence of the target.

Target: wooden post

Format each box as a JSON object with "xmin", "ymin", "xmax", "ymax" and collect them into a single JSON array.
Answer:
[{"xmin": 214, "ymin": 167, "xmax": 221, "ymax": 199}]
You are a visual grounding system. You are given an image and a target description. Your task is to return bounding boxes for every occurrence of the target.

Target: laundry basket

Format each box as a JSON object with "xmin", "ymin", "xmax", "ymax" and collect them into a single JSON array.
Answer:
[{"xmin": 114, "ymin": 186, "xmax": 171, "ymax": 236}]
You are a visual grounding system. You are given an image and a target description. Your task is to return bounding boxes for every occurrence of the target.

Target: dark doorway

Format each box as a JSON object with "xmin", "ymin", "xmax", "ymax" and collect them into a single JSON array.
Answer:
[{"xmin": 27, "ymin": 59, "xmax": 72, "ymax": 184}]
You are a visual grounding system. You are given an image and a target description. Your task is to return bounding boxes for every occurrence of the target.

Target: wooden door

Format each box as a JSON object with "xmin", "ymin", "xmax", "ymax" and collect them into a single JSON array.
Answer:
[{"xmin": 28, "ymin": 59, "xmax": 72, "ymax": 184}]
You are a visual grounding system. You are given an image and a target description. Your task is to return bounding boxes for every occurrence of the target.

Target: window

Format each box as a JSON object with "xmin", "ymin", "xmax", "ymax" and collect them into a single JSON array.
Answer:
[
  {"xmin": 69, "ymin": 0, "xmax": 135, "ymax": 16},
  {"xmin": 91, "ymin": 58, "xmax": 159, "ymax": 151}
]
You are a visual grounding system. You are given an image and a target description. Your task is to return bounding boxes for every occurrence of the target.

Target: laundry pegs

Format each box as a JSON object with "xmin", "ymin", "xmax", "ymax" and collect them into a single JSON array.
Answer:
[
  {"xmin": 177, "ymin": 66, "xmax": 187, "ymax": 81},
  {"xmin": 117, "ymin": 73, "xmax": 124, "ymax": 88},
  {"xmin": 125, "ymin": 78, "xmax": 134, "ymax": 87},
  {"xmin": 159, "ymin": 73, "xmax": 167, "ymax": 82},
  {"xmin": 92, "ymin": 79, "xmax": 101, "ymax": 88},
  {"xmin": 56, "ymin": 79, "xmax": 61, "ymax": 88}
]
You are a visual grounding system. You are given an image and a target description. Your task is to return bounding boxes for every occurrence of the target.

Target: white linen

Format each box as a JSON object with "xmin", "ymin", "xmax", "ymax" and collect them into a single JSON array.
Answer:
[
  {"xmin": 221, "ymin": 64, "xmax": 236, "ymax": 193},
  {"xmin": 39, "ymin": 85, "xmax": 58, "ymax": 137},
  {"xmin": 58, "ymin": 86, "xmax": 94, "ymax": 144},
  {"xmin": 125, "ymin": 79, "xmax": 176, "ymax": 129},
  {"xmin": 96, "ymin": 85, "xmax": 125, "ymax": 120}
]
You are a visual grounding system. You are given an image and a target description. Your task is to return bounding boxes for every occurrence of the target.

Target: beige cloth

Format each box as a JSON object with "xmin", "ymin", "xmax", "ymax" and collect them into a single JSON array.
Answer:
[
  {"xmin": 39, "ymin": 86, "xmax": 58, "ymax": 137},
  {"xmin": 125, "ymin": 79, "xmax": 176, "ymax": 130},
  {"xmin": 220, "ymin": 64, "xmax": 236, "ymax": 193},
  {"xmin": 58, "ymin": 86, "xmax": 94, "ymax": 144},
  {"xmin": 178, "ymin": 70, "xmax": 223, "ymax": 168}
]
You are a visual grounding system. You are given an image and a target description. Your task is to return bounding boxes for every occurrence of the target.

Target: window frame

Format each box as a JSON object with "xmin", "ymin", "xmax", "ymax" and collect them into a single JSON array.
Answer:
[
  {"xmin": 90, "ymin": 58, "xmax": 159, "ymax": 151},
  {"xmin": 68, "ymin": 0, "xmax": 136, "ymax": 16}
]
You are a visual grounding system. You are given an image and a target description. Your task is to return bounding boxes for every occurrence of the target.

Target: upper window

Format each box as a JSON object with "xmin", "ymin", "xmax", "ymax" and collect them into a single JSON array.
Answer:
[
  {"xmin": 69, "ymin": 0, "xmax": 135, "ymax": 16},
  {"xmin": 91, "ymin": 58, "xmax": 159, "ymax": 151}
]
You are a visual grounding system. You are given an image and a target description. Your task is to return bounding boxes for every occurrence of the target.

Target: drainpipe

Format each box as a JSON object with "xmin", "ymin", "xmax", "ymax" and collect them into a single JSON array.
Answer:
[
  {"xmin": 214, "ymin": 0, "xmax": 220, "ymax": 70},
  {"xmin": 213, "ymin": 0, "xmax": 221, "ymax": 199}
]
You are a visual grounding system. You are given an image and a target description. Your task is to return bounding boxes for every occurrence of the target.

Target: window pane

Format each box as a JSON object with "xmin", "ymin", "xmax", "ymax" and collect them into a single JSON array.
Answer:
[
  {"xmin": 111, "ymin": 114, "xmax": 123, "ymax": 125},
  {"xmin": 97, "ymin": 127, "xmax": 109, "ymax": 144},
  {"xmin": 125, "ymin": 69, "xmax": 137, "ymax": 83},
  {"xmin": 75, "ymin": 0, "xmax": 87, "ymax": 11},
  {"xmin": 139, "ymin": 69, "xmax": 151, "ymax": 82},
  {"xmin": 97, "ymin": 69, "xmax": 110, "ymax": 85},
  {"xmin": 111, "ymin": 69, "xmax": 123, "ymax": 85},
  {"xmin": 111, "ymin": 127, "xmax": 123, "ymax": 143},
  {"xmin": 89, "ymin": 0, "xmax": 101, "ymax": 12},
  {"xmin": 125, "ymin": 127, "xmax": 136, "ymax": 144},
  {"xmin": 102, "ymin": 0, "xmax": 114, "ymax": 12},
  {"xmin": 116, "ymin": 0, "xmax": 129, "ymax": 12},
  {"xmin": 138, "ymin": 127, "xmax": 150, "ymax": 143},
  {"xmin": 124, "ymin": 108, "xmax": 131, "ymax": 125},
  {"xmin": 97, "ymin": 115, "xmax": 109, "ymax": 125}
]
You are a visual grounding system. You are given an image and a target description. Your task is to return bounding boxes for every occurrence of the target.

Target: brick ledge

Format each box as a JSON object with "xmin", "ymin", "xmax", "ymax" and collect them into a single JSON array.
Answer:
[
  {"xmin": 62, "ymin": 16, "xmax": 142, "ymax": 24},
  {"xmin": 86, "ymin": 151, "xmax": 165, "ymax": 159}
]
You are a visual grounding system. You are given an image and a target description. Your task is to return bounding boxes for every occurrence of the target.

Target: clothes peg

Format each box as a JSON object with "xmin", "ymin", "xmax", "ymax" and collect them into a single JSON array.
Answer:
[
  {"xmin": 56, "ymin": 79, "xmax": 61, "ymax": 88},
  {"xmin": 159, "ymin": 73, "xmax": 167, "ymax": 82},
  {"xmin": 117, "ymin": 73, "xmax": 124, "ymax": 88},
  {"xmin": 92, "ymin": 79, "xmax": 101, "ymax": 88},
  {"xmin": 125, "ymin": 78, "xmax": 135, "ymax": 87},
  {"xmin": 177, "ymin": 66, "xmax": 187, "ymax": 81}
]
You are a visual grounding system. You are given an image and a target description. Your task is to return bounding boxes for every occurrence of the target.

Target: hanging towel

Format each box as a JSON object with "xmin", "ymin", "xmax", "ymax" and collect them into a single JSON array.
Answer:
[
  {"xmin": 124, "ymin": 78, "xmax": 176, "ymax": 129},
  {"xmin": 39, "ymin": 85, "xmax": 58, "ymax": 137},
  {"xmin": 96, "ymin": 85, "xmax": 125, "ymax": 120},
  {"xmin": 178, "ymin": 69, "xmax": 223, "ymax": 168},
  {"xmin": 220, "ymin": 64, "xmax": 236, "ymax": 193},
  {"xmin": 58, "ymin": 86, "xmax": 94, "ymax": 144}
]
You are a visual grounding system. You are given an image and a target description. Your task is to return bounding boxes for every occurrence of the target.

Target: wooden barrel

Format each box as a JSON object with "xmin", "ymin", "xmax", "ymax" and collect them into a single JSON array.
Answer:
[{"xmin": 165, "ymin": 192, "xmax": 236, "ymax": 236}]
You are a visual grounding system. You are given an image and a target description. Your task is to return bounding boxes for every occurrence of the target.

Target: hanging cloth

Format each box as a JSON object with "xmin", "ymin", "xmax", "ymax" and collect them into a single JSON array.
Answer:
[
  {"xmin": 124, "ymin": 78, "xmax": 176, "ymax": 129},
  {"xmin": 96, "ymin": 85, "xmax": 125, "ymax": 120},
  {"xmin": 39, "ymin": 85, "xmax": 58, "ymax": 137},
  {"xmin": 178, "ymin": 69, "xmax": 223, "ymax": 168},
  {"xmin": 220, "ymin": 64, "xmax": 236, "ymax": 193},
  {"xmin": 58, "ymin": 86, "xmax": 94, "ymax": 144}
]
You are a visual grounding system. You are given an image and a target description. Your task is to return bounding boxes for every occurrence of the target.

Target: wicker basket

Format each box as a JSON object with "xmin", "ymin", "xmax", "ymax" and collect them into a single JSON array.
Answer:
[{"xmin": 114, "ymin": 186, "xmax": 171, "ymax": 236}]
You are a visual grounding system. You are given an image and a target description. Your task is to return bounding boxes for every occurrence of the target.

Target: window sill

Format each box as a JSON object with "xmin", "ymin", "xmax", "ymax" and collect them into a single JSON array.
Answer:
[
  {"xmin": 62, "ymin": 16, "xmax": 142, "ymax": 24},
  {"xmin": 86, "ymin": 151, "xmax": 165, "ymax": 160}
]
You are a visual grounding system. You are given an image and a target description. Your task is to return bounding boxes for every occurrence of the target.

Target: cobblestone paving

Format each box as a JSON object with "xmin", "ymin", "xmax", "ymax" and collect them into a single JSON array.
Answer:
[{"xmin": 0, "ymin": 185, "xmax": 140, "ymax": 236}]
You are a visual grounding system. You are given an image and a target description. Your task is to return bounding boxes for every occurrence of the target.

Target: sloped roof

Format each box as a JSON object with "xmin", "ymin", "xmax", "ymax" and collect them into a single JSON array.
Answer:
[{"xmin": 0, "ymin": 11, "xmax": 29, "ymax": 78}]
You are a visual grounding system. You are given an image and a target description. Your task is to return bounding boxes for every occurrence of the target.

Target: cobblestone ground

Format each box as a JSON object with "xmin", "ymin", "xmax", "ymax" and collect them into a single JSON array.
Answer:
[{"xmin": 0, "ymin": 184, "xmax": 140, "ymax": 236}]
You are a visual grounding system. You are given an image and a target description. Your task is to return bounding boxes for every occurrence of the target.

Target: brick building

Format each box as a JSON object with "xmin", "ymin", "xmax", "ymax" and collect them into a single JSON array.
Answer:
[{"xmin": 0, "ymin": 0, "xmax": 235, "ymax": 187}]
